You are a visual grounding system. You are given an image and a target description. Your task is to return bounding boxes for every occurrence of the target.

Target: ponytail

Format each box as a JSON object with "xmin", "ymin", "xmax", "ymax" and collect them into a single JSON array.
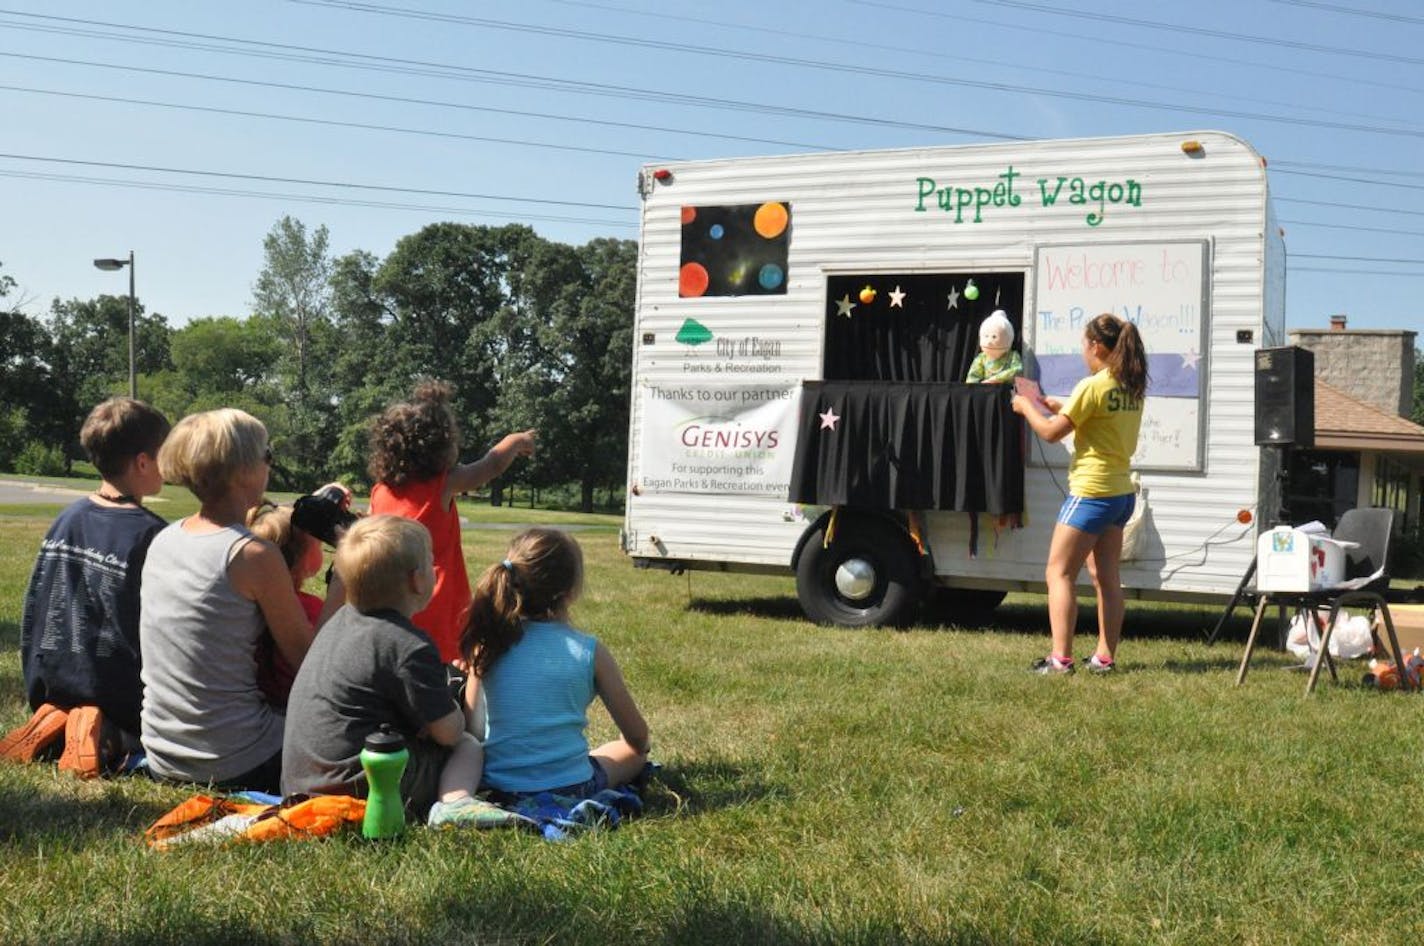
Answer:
[
  {"xmin": 462, "ymin": 560, "xmax": 525, "ymax": 676},
  {"xmin": 459, "ymin": 527, "xmax": 585, "ymax": 676},
  {"xmin": 1087, "ymin": 314, "xmax": 1149, "ymax": 402}
]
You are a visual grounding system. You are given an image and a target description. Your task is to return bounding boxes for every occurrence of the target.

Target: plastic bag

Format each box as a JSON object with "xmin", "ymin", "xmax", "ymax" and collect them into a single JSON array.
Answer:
[
  {"xmin": 1120, "ymin": 473, "xmax": 1147, "ymax": 561},
  {"xmin": 1284, "ymin": 610, "xmax": 1374, "ymax": 665}
]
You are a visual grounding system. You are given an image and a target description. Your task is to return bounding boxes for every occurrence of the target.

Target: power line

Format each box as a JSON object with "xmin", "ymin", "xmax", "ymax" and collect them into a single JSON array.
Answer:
[
  {"xmin": 0, "ymin": 152, "xmax": 639, "ymax": 210},
  {"xmin": 0, "ymin": 83, "xmax": 684, "ymax": 162},
  {"xmin": 1281, "ymin": 219, "xmax": 1424, "ymax": 239},
  {"xmin": 1274, "ymin": 168, "xmax": 1424, "ymax": 193},
  {"xmin": 8, "ymin": 7, "xmax": 1424, "ymax": 144},
  {"xmin": 848, "ymin": 0, "xmax": 1424, "ymax": 98},
  {"xmin": 1276, "ymin": 196, "xmax": 1424, "ymax": 218},
  {"xmin": 1292, "ymin": 267, "xmax": 1424, "ymax": 277},
  {"xmin": 0, "ymin": 169, "xmax": 635, "ymax": 228},
  {"xmin": 970, "ymin": 0, "xmax": 1424, "ymax": 68},
  {"xmin": 1293, "ymin": 253, "xmax": 1424, "ymax": 265},
  {"xmin": 1274, "ymin": 160, "xmax": 1424, "ymax": 181},
  {"xmin": 0, "ymin": 51, "xmax": 1018, "ymax": 147},
  {"xmin": 1264, "ymin": 0, "xmax": 1424, "ymax": 26}
]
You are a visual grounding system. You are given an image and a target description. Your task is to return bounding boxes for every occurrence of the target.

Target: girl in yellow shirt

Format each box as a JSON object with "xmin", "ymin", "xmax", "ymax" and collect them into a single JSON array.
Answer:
[{"xmin": 1012, "ymin": 314, "xmax": 1149, "ymax": 675}]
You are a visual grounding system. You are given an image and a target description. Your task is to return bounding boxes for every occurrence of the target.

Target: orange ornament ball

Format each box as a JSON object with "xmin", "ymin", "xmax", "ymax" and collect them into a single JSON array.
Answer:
[{"xmin": 859, "ymin": 285, "xmax": 877, "ymax": 305}]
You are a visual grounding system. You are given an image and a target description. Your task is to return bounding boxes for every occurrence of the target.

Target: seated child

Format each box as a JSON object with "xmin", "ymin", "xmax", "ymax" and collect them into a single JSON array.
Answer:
[
  {"xmin": 281, "ymin": 515, "xmax": 484, "ymax": 823},
  {"xmin": 245, "ymin": 501, "xmax": 326, "ymax": 708},
  {"xmin": 1, "ymin": 397, "xmax": 170, "ymax": 778},
  {"xmin": 462, "ymin": 528, "xmax": 651, "ymax": 801}
]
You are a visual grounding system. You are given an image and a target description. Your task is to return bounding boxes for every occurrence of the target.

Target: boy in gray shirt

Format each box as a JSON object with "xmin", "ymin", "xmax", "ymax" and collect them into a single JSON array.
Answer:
[{"xmin": 281, "ymin": 515, "xmax": 485, "ymax": 823}]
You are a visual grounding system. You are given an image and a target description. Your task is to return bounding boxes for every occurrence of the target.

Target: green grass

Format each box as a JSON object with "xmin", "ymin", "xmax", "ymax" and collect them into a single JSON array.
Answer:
[{"xmin": 0, "ymin": 510, "xmax": 1418, "ymax": 945}]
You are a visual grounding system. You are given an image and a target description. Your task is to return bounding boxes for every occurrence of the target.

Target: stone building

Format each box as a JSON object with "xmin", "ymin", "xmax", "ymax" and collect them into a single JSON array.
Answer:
[{"xmin": 1285, "ymin": 316, "xmax": 1423, "ymax": 535}]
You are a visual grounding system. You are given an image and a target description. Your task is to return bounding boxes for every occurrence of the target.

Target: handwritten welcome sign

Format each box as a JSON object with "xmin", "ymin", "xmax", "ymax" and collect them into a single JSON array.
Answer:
[{"xmin": 1032, "ymin": 241, "xmax": 1208, "ymax": 470}]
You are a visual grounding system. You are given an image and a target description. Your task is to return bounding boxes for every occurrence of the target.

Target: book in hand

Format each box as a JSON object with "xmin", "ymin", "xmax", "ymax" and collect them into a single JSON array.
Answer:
[{"xmin": 1013, "ymin": 376, "xmax": 1054, "ymax": 418}]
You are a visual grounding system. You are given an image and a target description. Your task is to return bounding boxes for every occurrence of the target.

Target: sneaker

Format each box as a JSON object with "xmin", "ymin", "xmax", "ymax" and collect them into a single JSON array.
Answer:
[
  {"xmin": 57, "ymin": 705, "xmax": 103, "ymax": 779},
  {"xmin": 427, "ymin": 795, "xmax": 521, "ymax": 829},
  {"xmin": 1087, "ymin": 655, "xmax": 1116, "ymax": 674},
  {"xmin": 0, "ymin": 704, "xmax": 69, "ymax": 763},
  {"xmin": 1030, "ymin": 655, "xmax": 1075, "ymax": 675}
]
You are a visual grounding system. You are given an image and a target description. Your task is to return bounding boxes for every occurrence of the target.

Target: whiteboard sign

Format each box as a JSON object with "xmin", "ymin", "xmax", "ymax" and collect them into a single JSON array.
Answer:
[{"xmin": 1031, "ymin": 241, "xmax": 1208, "ymax": 471}]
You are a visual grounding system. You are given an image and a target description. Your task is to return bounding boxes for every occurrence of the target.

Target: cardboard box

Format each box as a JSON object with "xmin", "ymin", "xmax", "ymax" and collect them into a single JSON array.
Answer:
[
  {"xmin": 1377, "ymin": 605, "xmax": 1424, "ymax": 654},
  {"xmin": 1256, "ymin": 527, "xmax": 1347, "ymax": 592}
]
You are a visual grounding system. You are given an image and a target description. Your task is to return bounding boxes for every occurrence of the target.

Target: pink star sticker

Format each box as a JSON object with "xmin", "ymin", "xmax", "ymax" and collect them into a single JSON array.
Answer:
[{"xmin": 819, "ymin": 408, "xmax": 840, "ymax": 431}]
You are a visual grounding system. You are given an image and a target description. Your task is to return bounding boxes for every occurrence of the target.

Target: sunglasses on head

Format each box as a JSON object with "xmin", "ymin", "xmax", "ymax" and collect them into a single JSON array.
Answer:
[{"xmin": 263, "ymin": 446, "xmax": 274, "ymax": 466}]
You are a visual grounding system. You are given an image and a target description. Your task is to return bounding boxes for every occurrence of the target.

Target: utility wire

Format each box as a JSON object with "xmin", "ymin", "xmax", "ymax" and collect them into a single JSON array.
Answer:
[
  {"xmin": 1266, "ymin": 0, "xmax": 1424, "ymax": 27},
  {"xmin": 0, "ymin": 169, "xmax": 636, "ymax": 227},
  {"xmin": 0, "ymin": 83, "xmax": 684, "ymax": 161},
  {"xmin": 1292, "ymin": 267, "xmax": 1424, "ymax": 277},
  {"xmin": 0, "ymin": 51, "xmax": 1020, "ymax": 145},
  {"xmin": 970, "ymin": 0, "xmax": 1424, "ymax": 68},
  {"xmin": 848, "ymin": 0, "xmax": 1424, "ymax": 98},
  {"xmin": 298, "ymin": 0, "xmax": 1393, "ymax": 128},
  {"xmin": 1292, "ymin": 253, "xmax": 1424, "ymax": 265},
  {"xmin": 7, "ymin": 7, "xmax": 1424, "ymax": 142},
  {"xmin": 1281, "ymin": 219, "xmax": 1424, "ymax": 239},
  {"xmin": 0, "ymin": 152, "xmax": 639, "ymax": 210}
]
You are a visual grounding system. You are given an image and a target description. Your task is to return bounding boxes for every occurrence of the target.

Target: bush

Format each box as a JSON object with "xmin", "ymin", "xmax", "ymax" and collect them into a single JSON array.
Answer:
[{"xmin": 14, "ymin": 441, "xmax": 67, "ymax": 477}]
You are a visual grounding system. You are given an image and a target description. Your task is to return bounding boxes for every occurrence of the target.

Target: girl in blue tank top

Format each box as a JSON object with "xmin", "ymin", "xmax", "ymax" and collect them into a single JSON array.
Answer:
[{"xmin": 461, "ymin": 528, "xmax": 650, "ymax": 797}]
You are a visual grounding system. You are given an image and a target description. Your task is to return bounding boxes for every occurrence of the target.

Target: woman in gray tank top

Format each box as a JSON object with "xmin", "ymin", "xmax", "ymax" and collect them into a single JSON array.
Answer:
[{"xmin": 140, "ymin": 409, "xmax": 319, "ymax": 792}]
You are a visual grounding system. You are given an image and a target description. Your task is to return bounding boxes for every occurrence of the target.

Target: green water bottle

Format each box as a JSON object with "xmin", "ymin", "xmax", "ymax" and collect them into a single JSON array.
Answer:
[{"xmin": 360, "ymin": 726, "xmax": 408, "ymax": 840}]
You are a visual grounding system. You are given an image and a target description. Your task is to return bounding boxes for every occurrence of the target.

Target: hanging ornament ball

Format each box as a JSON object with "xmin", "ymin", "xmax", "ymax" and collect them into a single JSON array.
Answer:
[
  {"xmin": 964, "ymin": 280, "xmax": 980, "ymax": 301},
  {"xmin": 859, "ymin": 285, "xmax": 877, "ymax": 305}
]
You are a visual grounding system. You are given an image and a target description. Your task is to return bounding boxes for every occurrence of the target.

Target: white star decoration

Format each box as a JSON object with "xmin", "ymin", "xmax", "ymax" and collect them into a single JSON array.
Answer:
[
  {"xmin": 946, "ymin": 286, "xmax": 960, "ymax": 309},
  {"xmin": 1181, "ymin": 349, "xmax": 1200, "ymax": 370},
  {"xmin": 888, "ymin": 285, "xmax": 906, "ymax": 307},
  {"xmin": 819, "ymin": 408, "xmax": 840, "ymax": 431},
  {"xmin": 835, "ymin": 294, "xmax": 856, "ymax": 318}
]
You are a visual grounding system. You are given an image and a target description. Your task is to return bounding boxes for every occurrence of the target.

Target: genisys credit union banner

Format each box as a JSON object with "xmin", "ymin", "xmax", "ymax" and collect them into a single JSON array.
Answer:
[{"xmin": 637, "ymin": 383, "xmax": 802, "ymax": 496}]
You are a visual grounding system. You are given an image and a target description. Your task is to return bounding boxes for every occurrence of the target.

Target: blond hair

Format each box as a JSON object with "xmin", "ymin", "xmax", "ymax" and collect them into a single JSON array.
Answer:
[
  {"xmin": 158, "ymin": 409, "xmax": 268, "ymax": 503},
  {"xmin": 335, "ymin": 515, "xmax": 431, "ymax": 613},
  {"xmin": 80, "ymin": 397, "xmax": 170, "ymax": 478},
  {"xmin": 246, "ymin": 501, "xmax": 317, "ymax": 572}
]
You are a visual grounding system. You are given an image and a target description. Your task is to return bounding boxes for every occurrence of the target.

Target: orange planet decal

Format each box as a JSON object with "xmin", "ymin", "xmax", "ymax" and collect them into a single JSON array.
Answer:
[
  {"xmin": 679, "ymin": 262, "xmax": 710, "ymax": 297},
  {"xmin": 681, "ymin": 206, "xmax": 696, "ymax": 225},
  {"xmin": 753, "ymin": 201, "xmax": 789, "ymax": 239}
]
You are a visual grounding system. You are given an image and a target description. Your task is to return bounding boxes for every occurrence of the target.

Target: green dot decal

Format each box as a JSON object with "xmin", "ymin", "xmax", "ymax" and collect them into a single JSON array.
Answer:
[{"xmin": 675, "ymin": 318, "xmax": 713, "ymax": 346}]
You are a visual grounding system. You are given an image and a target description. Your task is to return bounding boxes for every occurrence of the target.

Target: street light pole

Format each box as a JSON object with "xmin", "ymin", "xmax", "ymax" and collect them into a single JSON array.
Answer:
[{"xmin": 93, "ymin": 251, "xmax": 137, "ymax": 398}]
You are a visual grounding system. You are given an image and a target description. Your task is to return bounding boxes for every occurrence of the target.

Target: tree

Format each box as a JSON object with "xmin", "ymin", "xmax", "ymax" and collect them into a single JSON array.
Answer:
[
  {"xmin": 46, "ymin": 294, "xmax": 170, "ymax": 469},
  {"xmin": 1413, "ymin": 350, "xmax": 1424, "ymax": 426},
  {"xmin": 252, "ymin": 216, "xmax": 337, "ymax": 483}
]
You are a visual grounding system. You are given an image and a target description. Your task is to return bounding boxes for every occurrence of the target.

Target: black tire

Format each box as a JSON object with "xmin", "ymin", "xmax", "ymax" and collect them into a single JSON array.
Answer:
[
  {"xmin": 795, "ymin": 514, "xmax": 923, "ymax": 627},
  {"xmin": 929, "ymin": 587, "xmax": 1007, "ymax": 625}
]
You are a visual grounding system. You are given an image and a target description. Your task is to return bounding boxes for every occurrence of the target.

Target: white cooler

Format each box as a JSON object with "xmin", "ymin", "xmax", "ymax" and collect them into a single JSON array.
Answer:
[{"xmin": 1256, "ymin": 526, "xmax": 1348, "ymax": 593}]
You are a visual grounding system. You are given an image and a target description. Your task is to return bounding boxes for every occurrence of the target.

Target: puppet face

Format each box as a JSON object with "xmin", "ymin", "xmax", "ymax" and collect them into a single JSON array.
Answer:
[{"xmin": 979, "ymin": 311, "xmax": 1014, "ymax": 358}]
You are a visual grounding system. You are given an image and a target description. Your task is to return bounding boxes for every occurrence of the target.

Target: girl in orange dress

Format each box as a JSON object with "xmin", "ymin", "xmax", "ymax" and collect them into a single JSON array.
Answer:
[{"xmin": 367, "ymin": 382, "xmax": 535, "ymax": 663}]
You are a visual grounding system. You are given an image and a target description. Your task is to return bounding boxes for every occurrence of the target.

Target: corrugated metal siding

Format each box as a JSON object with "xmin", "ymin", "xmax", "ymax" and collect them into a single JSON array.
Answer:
[{"xmin": 625, "ymin": 131, "xmax": 1271, "ymax": 598}]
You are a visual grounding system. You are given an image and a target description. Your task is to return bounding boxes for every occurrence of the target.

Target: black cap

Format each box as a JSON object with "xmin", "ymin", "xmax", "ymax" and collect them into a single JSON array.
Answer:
[{"xmin": 363, "ymin": 726, "xmax": 406, "ymax": 753}]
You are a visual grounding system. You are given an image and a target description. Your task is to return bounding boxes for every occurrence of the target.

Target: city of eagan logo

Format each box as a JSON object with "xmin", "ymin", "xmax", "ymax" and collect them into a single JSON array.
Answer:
[
  {"xmin": 677, "ymin": 416, "xmax": 780, "ymax": 458},
  {"xmin": 675, "ymin": 318, "xmax": 713, "ymax": 346}
]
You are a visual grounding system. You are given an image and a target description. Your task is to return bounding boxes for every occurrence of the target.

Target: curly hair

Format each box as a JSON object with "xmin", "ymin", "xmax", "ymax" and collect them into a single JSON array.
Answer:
[{"xmin": 367, "ymin": 381, "xmax": 461, "ymax": 485}]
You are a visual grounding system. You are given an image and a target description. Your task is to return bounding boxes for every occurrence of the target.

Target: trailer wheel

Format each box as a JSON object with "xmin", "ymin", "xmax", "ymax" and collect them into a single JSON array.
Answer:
[{"xmin": 795, "ymin": 515, "xmax": 922, "ymax": 627}]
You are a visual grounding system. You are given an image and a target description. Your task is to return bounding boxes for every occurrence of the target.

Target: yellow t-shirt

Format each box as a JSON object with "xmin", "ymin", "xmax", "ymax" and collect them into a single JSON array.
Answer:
[{"xmin": 1061, "ymin": 368, "xmax": 1143, "ymax": 497}]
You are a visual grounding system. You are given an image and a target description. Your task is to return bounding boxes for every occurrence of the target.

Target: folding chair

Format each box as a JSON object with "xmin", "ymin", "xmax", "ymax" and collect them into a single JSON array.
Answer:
[{"xmin": 1235, "ymin": 507, "xmax": 1411, "ymax": 695}]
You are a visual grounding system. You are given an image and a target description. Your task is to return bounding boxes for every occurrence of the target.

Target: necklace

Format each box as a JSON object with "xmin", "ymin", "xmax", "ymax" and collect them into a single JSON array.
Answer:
[{"xmin": 95, "ymin": 492, "xmax": 138, "ymax": 505}]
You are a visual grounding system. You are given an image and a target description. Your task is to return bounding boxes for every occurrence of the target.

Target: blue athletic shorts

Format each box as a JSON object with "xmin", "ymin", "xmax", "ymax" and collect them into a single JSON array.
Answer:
[{"xmin": 1057, "ymin": 493, "xmax": 1135, "ymax": 535}]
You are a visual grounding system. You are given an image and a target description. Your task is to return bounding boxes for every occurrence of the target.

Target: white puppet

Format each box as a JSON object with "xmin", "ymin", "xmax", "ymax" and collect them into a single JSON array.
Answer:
[{"xmin": 966, "ymin": 309, "xmax": 1023, "ymax": 384}]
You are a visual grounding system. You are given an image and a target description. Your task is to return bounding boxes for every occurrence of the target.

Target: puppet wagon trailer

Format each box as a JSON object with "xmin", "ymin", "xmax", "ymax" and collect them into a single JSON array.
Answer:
[{"xmin": 623, "ymin": 131, "xmax": 1283, "ymax": 627}]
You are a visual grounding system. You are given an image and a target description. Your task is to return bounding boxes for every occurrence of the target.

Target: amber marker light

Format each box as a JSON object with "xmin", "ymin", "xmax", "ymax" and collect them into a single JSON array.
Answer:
[
  {"xmin": 1237, "ymin": 509, "xmax": 1253, "ymax": 525},
  {"xmin": 1180, "ymin": 140, "xmax": 1204, "ymax": 155}
]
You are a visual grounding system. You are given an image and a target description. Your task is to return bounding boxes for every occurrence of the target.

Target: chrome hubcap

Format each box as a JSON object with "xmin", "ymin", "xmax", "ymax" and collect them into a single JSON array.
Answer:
[{"xmin": 835, "ymin": 557, "xmax": 876, "ymax": 600}]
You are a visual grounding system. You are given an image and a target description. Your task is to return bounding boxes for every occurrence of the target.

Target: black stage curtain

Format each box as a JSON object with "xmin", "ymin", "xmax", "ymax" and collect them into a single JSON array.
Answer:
[
  {"xmin": 822, "ymin": 273, "xmax": 1025, "ymax": 384},
  {"xmin": 789, "ymin": 381, "xmax": 1024, "ymax": 514}
]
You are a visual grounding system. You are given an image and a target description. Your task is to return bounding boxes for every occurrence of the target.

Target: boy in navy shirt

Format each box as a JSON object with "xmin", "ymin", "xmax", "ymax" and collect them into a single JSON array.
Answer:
[{"xmin": 0, "ymin": 398, "xmax": 169, "ymax": 777}]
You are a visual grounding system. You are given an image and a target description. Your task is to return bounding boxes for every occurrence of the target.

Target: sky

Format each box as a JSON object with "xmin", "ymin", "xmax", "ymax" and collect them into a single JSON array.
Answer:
[{"xmin": 2, "ymin": 0, "xmax": 1422, "ymax": 336}]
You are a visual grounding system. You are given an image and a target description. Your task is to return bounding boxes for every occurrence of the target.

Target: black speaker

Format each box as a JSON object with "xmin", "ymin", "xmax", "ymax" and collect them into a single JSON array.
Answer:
[{"xmin": 1254, "ymin": 346, "xmax": 1314, "ymax": 447}]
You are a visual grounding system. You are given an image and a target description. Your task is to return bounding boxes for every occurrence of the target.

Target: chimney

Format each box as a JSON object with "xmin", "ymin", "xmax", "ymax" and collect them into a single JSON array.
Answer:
[{"xmin": 1329, "ymin": 314, "xmax": 1347, "ymax": 331}]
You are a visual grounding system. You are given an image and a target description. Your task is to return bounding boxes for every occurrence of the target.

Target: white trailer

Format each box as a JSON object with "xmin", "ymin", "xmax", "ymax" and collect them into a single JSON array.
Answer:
[{"xmin": 623, "ymin": 130, "xmax": 1285, "ymax": 625}]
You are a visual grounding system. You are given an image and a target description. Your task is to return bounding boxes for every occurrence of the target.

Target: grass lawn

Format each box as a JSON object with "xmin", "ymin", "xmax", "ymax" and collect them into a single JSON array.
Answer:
[{"xmin": 0, "ymin": 506, "xmax": 1419, "ymax": 946}]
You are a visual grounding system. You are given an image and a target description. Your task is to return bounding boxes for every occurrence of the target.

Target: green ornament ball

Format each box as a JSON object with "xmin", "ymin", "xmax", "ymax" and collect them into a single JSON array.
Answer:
[{"xmin": 964, "ymin": 282, "xmax": 980, "ymax": 301}]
